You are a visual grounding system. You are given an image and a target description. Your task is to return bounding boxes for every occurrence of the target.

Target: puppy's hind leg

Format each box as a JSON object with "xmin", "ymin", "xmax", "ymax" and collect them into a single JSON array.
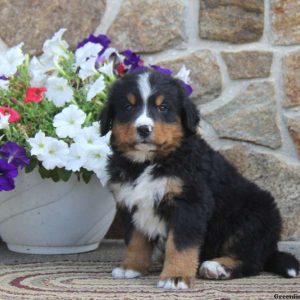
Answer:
[{"xmin": 199, "ymin": 256, "xmax": 242, "ymax": 280}]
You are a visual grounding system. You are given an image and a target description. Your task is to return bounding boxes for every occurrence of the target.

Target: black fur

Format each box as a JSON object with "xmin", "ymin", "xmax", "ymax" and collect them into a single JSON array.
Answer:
[{"xmin": 102, "ymin": 69, "xmax": 299, "ymax": 280}]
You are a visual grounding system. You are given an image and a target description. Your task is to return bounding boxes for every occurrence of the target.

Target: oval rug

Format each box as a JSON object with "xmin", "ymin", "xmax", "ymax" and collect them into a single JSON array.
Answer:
[{"xmin": 0, "ymin": 261, "xmax": 299, "ymax": 299}]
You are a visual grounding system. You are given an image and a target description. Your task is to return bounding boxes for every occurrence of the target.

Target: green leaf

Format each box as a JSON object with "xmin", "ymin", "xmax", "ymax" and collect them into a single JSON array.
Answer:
[
  {"xmin": 82, "ymin": 170, "xmax": 93, "ymax": 184},
  {"xmin": 38, "ymin": 165, "xmax": 51, "ymax": 179},
  {"xmin": 57, "ymin": 168, "xmax": 72, "ymax": 182},
  {"xmin": 25, "ymin": 158, "xmax": 38, "ymax": 173},
  {"xmin": 50, "ymin": 169, "xmax": 60, "ymax": 182}
]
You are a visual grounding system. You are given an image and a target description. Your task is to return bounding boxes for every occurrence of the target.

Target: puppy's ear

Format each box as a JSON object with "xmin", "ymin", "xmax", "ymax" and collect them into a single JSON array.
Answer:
[
  {"xmin": 99, "ymin": 102, "xmax": 113, "ymax": 136},
  {"xmin": 176, "ymin": 80, "xmax": 200, "ymax": 134},
  {"xmin": 182, "ymin": 98, "xmax": 200, "ymax": 134}
]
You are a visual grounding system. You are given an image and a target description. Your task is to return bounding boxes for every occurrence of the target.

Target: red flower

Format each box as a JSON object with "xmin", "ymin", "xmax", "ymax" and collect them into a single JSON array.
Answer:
[
  {"xmin": 117, "ymin": 63, "xmax": 126, "ymax": 76},
  {"xmin": 0, "ymin": 107, "xmax": 21, "ymax": 123},
  {"xmin": 24, "ymin": 87, "xmax": 47, "ymax": 103}
]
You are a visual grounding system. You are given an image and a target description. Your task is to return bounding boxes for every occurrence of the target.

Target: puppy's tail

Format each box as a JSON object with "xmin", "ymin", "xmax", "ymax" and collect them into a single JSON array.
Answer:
[{"xmin": 264, "ymin": 250, "xmax": 299, "ymax": 278}]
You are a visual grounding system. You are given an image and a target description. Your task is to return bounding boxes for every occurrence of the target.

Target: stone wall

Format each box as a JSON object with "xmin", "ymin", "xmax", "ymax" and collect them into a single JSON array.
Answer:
[{"xmin": 1, "ymin": 0, "xmax": 300, "ymax": 241}]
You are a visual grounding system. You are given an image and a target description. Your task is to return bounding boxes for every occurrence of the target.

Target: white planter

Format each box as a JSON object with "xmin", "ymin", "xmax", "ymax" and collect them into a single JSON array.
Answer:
[{"xmin": 0, "ymin": 170, "xmax": 116, "ymax": 254}]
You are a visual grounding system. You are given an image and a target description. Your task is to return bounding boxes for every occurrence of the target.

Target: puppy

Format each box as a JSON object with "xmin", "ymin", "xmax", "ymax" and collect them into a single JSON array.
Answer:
[{"xmin": 100, "ymin": 68, "xmax": 299, "ymax": 289}]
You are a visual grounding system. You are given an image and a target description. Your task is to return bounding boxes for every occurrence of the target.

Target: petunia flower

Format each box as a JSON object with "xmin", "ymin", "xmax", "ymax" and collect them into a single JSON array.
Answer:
[
  {"xmin": 37, "ymin": 137, "xmax": 69, "ymax": 170},
  {"xmin": 117, "ymin": 63, "xmax": 126, "ymax": 76},
  {"xmin": 0, "ymin": 107, "xmax": 20, "ymax": 123},
  {"xmin": 0, "ymin": 78, "xmax": 9, "ymax": 90},
  {"xmin": 95, "ymin": 47, "xmax": 123, "ymax": 66},
  {"xmin": 151, "ymin": 65, "xmax": 173, "ymax": 76},
  {"xmin": 0, "ymin": 159, "xmax": 18, "ymax": 191},
  {"xmin": 122, "ymin": 49, "xmax": 143, "ymax": 71},
  {"xmin": 42, "ymin": 28, "xmax": 69, "ymax": 60},
  {"xmin": 83, "ymin": 144, "xmax": 110, "ymax": 172},
  {"xmin": 99, "ymin": 61, "xmax": 115, "ymax": 79},
  {"xmin": 65, "ymin": 143, "xmax": 87, "ymax": 172},
  {"xmin": 27, "ymin": 130, "xmax": 48, "ymax": 156},
  {"xmin": 0, "ymin": 141, "xmax": 30, "ymax": 168},
  {"xmin": 175, "ymin": 65, "xmax": 193, "ymax": 96},
  {"xmin": 78, "ymin": 56, "xmax": 97, "ymax": 80},
  {"xmin": 82, "ymin": 134, "xmax": 111, "ymax": 186},
  {"xmin": 175, "ymin": 65, "xmax": 191, "ymax": 84},
  {"xmin": 183, "ymin": 83, "xmax": 193, "ymax": 96},
  {"xmin": 74, "ymin": 42, "xmax": 102, "ymax": 68},
  {"xmin": 53, "ymin": 104, "xmax": 86, "ymax": 138},
  {"xmin": 29, "ymin": 57, "xmax": 49, "ymax": 87},
  {"xmin": 24, "ymin": 87, "xmax": 47, "ymax": 103},
  {"xmin": 74, "ymin": 125, "xmax": 103, "ymax": 149},
  {"xmin": 77, "ymin": 34, "xmax": 111, "ymax": 50},
  {"xmin": 45, "ymin": 76, "xmax": 73, "ymax": 107},
  {"xmin": 86, "ymin": 75, "xmax": 105, "ymax": 101},
  {"xmin": 0, "ymin": 113, "xmax": 9, "ymax": 130},
  {"xmin": 0, "ymin": 43, "xmax": 25, "ymax": 77}
]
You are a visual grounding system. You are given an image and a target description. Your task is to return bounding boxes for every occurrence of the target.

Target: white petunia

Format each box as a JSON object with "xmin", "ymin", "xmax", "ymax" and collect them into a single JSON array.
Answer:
[
  {"xmin": 175, "ymin": 65, "xmax": 191, "ymax": 84},
  {"xmin": 0, "ymin": 113, "xmax": 9, "ymax": 130},
  {"xmin": 78, "ymin": 56, "xmax": 97, "ymax": 80},
  {"xmin": 39, "ymin": 53, "xmax": 58, "ymax": 71},
  {"xmin": 83, "ymin": 144, "xmax": 110, "ymax": 172},
  {"xmin": 42, "ymin": 28, "xmax": 69, "ymax": 60},
  {"xmin": 0, "ymin": 79, "xmax": 9, "ymax": 90},
  {"xmin": 75, "ymin": 42, "xmax": 102, "ymax": 68},
  {"xmin": 97, "ymin": 47, "xmax": 123, "ymax": 63},
  {"xmin": 29, "ymin": 57, "xmax": 48, "ymax": 87},
  {"xmin": 53, "ymin": 104, "xmax": 86, "ymax": 138},
  {"xmin": 91, "ymin": 121, "xmax": 101, "ymax": 135},
  {"xmin": 73, "ymin": 125, "xmax": 102, "ymax": 149},
  {"xmin": 27, "ymin": 131, "xmax": 49, "ymax": 156},
  {"xmin": 87, "ymin": 75, "xmax": 105, "ymax": 101},
  {"xmin": 39, "ymin": 138, "xmax": 69, "ymax": 170},
  {"xmin": 99, "ymin": 61, "xmax": 115, "ymax": 79},
  {"xmin": 65, "ymin": 143, "xmax": 87, "ymax": 172},
  {"xmin": 45, "ymin": 76, "xmax": 73, "ymax": 107},
  {"xmin": 0, "ymin": 43, "xmax": 25, "ymax": 77},
  {"xmin": 94, "ymin": 164, "xmax": 110, "ymax": 186}
]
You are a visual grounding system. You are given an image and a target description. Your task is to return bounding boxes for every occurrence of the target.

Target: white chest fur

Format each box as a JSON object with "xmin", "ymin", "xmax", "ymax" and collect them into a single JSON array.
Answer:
[{"xmin": 109, "ymin": 166, "xmax": 169, "ymax": 239}]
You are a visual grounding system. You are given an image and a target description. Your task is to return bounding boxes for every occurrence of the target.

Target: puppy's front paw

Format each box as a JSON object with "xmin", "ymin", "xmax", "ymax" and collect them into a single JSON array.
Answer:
[
  {"xmin": 157, "ymin": 277, "xmax": 194, "ymax": 290},
  {"xmin": 112, "ymin": 267, "xmax": 141, "ymax": 279}
]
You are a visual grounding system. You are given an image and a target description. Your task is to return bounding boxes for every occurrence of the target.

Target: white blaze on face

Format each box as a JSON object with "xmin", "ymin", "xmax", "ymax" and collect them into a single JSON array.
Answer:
[{"xmin": 135, "ymin": 72, "xmax": 154, "ymax": 129}]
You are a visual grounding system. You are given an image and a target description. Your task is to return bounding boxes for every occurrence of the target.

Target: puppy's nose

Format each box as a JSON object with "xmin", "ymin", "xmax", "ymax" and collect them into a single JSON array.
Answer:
[{"xmin": 137, "ymin": 125, "xmax": 151, "ymax": 138}]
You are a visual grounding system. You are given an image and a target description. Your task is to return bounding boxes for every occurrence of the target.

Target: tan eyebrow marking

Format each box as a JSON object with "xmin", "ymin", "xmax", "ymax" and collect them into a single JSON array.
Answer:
[
  {"xmin": 127, "ymin": 93, "xmax": 137, "ymax": 105},
  {"xmin": 155, "ymin": 95, "xmax": 165, "ymax": 106}
]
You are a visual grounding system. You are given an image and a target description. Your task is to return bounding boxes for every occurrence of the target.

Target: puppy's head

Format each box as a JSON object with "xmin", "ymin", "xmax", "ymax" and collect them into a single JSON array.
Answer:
[{"xmin": 100, "ymin": 69, "xmax": 200, "ymax": 162}]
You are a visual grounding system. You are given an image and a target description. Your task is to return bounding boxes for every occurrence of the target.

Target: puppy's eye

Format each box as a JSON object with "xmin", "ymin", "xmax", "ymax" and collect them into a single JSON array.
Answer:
[
  {"xmin": 124, "ymin": 104, "xmax": 134, "ymax": 111},
  {"xmin": 158, "ymin": 104, "xmax": 168, "ymax": 112}
]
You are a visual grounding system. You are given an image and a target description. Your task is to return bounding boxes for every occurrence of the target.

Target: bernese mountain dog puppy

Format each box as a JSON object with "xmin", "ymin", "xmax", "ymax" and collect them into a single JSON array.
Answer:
[{"xmin": 100, "ymin": 68, "xmax": 299, "ymax": 290}]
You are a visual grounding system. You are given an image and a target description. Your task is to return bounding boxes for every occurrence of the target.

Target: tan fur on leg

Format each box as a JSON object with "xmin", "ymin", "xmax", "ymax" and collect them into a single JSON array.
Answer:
[
  {"xmin": 160, "ymin": 232, "xmax": 199, "ymax": 288},
  {"xmin": 212, "ymin": 256, "xmax": 241, "ymax": 270},
  {"xmin": 121, "ymin": 230, "xmax": 153, "ymax": 275}
]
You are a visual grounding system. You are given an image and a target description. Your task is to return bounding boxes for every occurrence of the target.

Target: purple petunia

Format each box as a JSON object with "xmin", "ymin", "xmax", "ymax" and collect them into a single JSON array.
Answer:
[
  {"xmin": 183, "ymin": 82, "xmax": 193, "ymax": 96},
  {"xmin": 0, "ymin": 75, "xmax": 7, "ymax": 80},
  {"xmin": 122, "ymin": 50, "xmax": 143, "ymax": 71},
  {"xmin": 0, "ymin": 142, "xmax": 30, "ymax": 168},
  {"xmin": 77, "ymin": 34, "xmax": 111, "ymax": 50},
  {"xmin": 0, "ymin": 159, "xmax": 18, "ymax": 191},
  {"xmin": 150, "ymin": 65, "xmax": 173, "ymax": 76}
]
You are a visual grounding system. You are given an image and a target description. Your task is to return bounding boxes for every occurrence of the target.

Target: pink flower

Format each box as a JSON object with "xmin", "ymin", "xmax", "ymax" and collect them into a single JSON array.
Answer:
[
  {"xmin": 24, "ymin": 87, "xmax": 47, "ymax": 103},
  {"xmin": 0, "ymin": 107, "xmax": 21, "ymax": 123}
]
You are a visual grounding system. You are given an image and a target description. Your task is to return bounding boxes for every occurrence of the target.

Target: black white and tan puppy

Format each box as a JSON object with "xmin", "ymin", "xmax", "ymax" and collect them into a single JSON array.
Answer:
[{"xmin": 100, "ymin": 68, "xmax": 299, "ymax": 289}]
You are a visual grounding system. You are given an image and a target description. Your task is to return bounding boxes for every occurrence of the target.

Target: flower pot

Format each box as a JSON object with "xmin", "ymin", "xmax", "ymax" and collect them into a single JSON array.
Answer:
[{"xmin": 0, "ymin": 170, "xmax": 116, "ymax": 254}]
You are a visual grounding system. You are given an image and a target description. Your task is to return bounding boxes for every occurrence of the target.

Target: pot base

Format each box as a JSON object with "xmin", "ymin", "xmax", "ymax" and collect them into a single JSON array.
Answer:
[{"xmin": 7, "ymin": 242, "xmax": 100, "ymax": 255}]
